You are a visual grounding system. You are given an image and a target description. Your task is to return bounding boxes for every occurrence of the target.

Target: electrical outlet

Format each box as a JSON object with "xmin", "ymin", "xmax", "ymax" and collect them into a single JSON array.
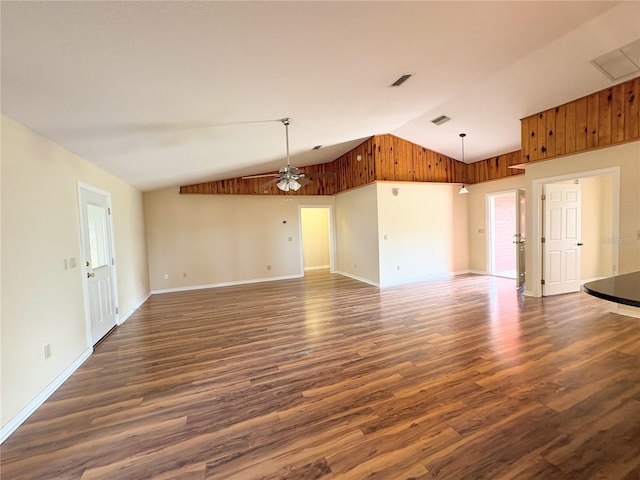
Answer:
[
  {"xmin": 396, "ymin": 265, "xmax": 400, "ymax": 271},
  {"xmin": 267, "ymin": 265, "xmax": 272, "ymax": 271},
  {"xmin": 163, "ymin": 274, "xmax": 169, "ymax": 280},
  {"xmin": 288, "ymin": 236, "xmax": 293, "ymax": 241},
  {"xmin": 69, "ymin": 257, "xmax": 76, "ymax": 268},
  {"xmin": 183, "ymin": 273, "xmax": 187, "ymax": 278},
  {"xmin": 44, "ymin": 344, "xmax": 51, "ymax": 360}
]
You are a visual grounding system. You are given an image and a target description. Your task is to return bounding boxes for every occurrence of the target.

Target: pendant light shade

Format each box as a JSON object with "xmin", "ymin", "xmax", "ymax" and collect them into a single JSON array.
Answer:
[
  {"xmin": 459, "ymin": 133, "xmax": 469, "ymax": 195},
  {"xmin": 277, "ymin": 179, "xmax": 290, "ymax": 191}
]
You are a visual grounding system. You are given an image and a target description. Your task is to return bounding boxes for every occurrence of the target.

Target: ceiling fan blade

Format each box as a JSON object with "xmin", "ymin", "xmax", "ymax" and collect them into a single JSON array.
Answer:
[
  {"xmin": 260, "ymin": 178, "xmax": 280, "ymax": 189},
  {"xmin": 297, "ymin": 176, "xmax": 312, "ymax": 186},
  {"xmin": 242, "ymin": 173, "xmax": 278, "ymax": 179},
  {"xmin": 303, "ymin": 172, "xmax": 336, "ymax": 178}
]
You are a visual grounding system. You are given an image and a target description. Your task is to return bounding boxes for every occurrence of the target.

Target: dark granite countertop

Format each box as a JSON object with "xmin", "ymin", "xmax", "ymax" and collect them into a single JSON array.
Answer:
[{"xmin": 583, "ymin": 271, "xmax": 640, "ymax": 308}]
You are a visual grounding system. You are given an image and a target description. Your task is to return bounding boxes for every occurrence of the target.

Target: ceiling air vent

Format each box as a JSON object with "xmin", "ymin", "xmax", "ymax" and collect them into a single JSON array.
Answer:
[
  {"xmin": 390, "ymin": 74, "xmax": 412, "ymax": 87},
  {"xmin": 431, "ymin": 115, "xmax": 451, "ymax": 126},
  {"xmin": 592, "ymin": 39, "xmax": 640, "ymax": 81}
]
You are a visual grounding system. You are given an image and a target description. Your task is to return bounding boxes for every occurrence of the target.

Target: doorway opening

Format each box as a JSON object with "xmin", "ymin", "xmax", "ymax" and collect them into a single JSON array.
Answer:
[
  {"xmin": 531, "ymin": 167, "xmax": 619, "ymax": 298},
  {"xmin": 541, "ymin": 174, "xmax": 615, "ymax": 296},
  {"xmin": 487, "ymin": 191, "xmax": 517, "ymax": 279},
  {"xmin": 299, "ymin": 206, "xmax": 335, "ymax": 275}
]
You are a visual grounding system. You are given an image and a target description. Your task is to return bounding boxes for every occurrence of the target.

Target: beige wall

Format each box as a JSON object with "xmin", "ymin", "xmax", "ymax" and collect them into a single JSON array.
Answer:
[
  {"xmin": 467, "ymin": 175, "xmax": 527, "ymax": 273},
  {"xmin": 525, "ymin": 141, "xmax": 640, "ymax": 296},
  {"xmin": 335, "ymin": 184, "xmax": 380, "ymax": 284},
  {"xmin": 579, "ymin": 175, "xmax": 614, "ymax": 281},
  {"xmin": 599, "ymin": 174, "xmax": 614, "ymax": 276},
  {"xmin": 1, "ymin": 115, "xmax": 149, "ymax": 428},
  {"xmin": 146, "ymin": 181, "xmax": 469, "ymax": 290},
  {"xmin": 143, "ymin": 189, "xmax": 335, "ymax": 291},
  {"xmin": 301, "ymin": 207, "xmax": 330, "ymax": 269},
  {"xmin": 376, "ymin": 182, "xmax": 469, "ymax": 286}
]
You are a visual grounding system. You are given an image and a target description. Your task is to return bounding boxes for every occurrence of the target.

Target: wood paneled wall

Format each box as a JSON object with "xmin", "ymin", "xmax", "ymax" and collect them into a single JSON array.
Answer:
[
  {"xmin": 180, "ymin": 135, "xmax": 466, "ymax": 195},
  {"xmin": 374, "ymin": 135, "xmax": 465, "ymax": 183},
  {"xmin": 521, "ymin": 77, "xmax": 640, "ymax": 163},
  {"xmin": 467, "ymin": 150, "xmax": 523, "ymax": 184},
  {"xmin": 332, "ymin": 137, "xmax": 376, "ymax": 191},
  {"xmin": 179, "ymin": 161, "xmax": 339, "ymax": 195}
]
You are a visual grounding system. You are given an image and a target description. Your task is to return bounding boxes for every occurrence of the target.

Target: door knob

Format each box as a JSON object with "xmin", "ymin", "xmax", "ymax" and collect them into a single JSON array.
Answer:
[
  {"xmin": 577, "ymin": 242, "xmax": 584, "ymax": 246},
  {"xmin": 87, "ymin": 272, "xmax": 95, "ymax": 278}
]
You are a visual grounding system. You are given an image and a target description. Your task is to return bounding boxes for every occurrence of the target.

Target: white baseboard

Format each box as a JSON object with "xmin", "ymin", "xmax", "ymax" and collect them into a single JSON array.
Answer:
[
  {"xmin": 1, "ymin": 347, "xmax": 92, "ymax": 444},
  {"xmin": 118, "ymin": 292, "xmax": 151, "ymax": 325},
  {"xmin": 378, "ymin": 270, "xmax": 471, "ymax": 288},
  {"xmin": 304, "ymin": 265, "xmax": 330, "ymax": 271},
  {"xmin": 151, "ymin": 274, "xmax": 303, "ymax": 295},
  {"xmin": 335, "ymin": 271, "xmax": 380, "ymax": 287},
  {"xmin": 612, "ymin": 304, "xmax": 640, "ymax": 319},
  {"xmin": 336, "ymin": 270, "xmax": 472, "ymax": 288}
]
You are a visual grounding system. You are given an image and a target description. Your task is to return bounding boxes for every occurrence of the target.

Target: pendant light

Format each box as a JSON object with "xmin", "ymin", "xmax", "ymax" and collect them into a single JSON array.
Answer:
[{"xmin": 458, "ymin": 133, "xmax": 469, "ymax": 194}]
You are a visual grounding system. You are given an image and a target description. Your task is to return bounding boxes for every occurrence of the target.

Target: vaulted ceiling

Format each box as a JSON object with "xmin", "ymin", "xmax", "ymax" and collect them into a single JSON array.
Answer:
[{"xmin": 2, "ymin": 1, "xmax": 639, "ymax": 191}]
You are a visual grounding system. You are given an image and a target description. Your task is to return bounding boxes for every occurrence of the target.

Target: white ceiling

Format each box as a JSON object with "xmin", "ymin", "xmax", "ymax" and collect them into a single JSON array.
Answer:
[{"xmin": 2, "ymin": 1, "xmax": 639, "ymax": 191}]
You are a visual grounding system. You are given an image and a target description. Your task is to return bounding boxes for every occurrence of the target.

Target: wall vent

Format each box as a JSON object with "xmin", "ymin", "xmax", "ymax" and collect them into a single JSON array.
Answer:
[
  {"xmin": 390, "ymin": 74, "xmax": 412, "ymax": 87},
  {"xmin": 592, "ymin": 39, "xmax": 640, "ymax": 81},
  {"xmin": 431, "ymin": 115, "xmax": 451, "ymax": 126}
]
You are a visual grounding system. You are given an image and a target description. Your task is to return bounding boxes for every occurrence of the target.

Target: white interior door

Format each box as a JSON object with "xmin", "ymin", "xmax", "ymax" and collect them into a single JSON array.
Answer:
[
  {"xmin": 543, "ymin": 182, "xmax": 582, "ymax": 295},
  {"xmin": 79, "ymin": 185, "xmax": 118, "ymax": 345},
  {"xmin": 515, "ymin": 188, "xmax": 526, "ymax": 288}
]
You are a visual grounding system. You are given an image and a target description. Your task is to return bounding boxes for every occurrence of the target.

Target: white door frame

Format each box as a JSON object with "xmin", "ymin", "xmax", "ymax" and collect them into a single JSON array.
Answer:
[
  {"xmin": 529, "ymin": 167, "xmax": 620, "ymax": 298},
  {"xmin": 516, "ymin": 187, "xmax": 526, "ymax": 289},
  {"xmin": 298, "ymin": 205, "xmax": 336, "ymax": 276},
  {"xmin": 77, "ymin": 182, "xmax": 120, "ymax": 348},
  {"xmin": 486, "ymin": 189, "xmax": 517, "ymax": 277}
]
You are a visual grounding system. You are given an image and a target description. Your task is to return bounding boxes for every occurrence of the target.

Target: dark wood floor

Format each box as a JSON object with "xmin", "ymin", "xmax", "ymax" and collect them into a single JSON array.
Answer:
[{"xmin": 2, "ymin": 272, "xmax": 640, "ymax": 479}]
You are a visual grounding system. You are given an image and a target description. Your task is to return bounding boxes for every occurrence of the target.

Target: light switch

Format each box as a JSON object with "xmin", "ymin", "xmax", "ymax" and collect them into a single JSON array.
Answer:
[{"xmin": 68, "ymin": 257, "xmax": 76, "ymax": 268}]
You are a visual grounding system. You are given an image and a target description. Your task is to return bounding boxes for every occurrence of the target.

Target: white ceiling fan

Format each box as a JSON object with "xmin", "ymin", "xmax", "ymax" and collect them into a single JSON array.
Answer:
[{"xmin": 242, "ymin": 118, "xmax": 334, "ymax": 191}]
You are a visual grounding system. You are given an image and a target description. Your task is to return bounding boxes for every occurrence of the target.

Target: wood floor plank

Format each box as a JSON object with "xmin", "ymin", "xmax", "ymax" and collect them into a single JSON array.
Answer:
[{"xmin": 2, "ymin": 271, "xmax": 639, "ymax": 479}]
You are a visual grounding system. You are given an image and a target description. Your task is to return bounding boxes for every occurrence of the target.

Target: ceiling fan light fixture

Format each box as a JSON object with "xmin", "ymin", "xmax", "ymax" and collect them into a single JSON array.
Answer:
[
  {"xmin": 277, "ymin": 179, "xmax": 290, "ymax": 191},
  {"xmin": 289, "ymin": 179, "xmax": 302, "ymax": 191}
]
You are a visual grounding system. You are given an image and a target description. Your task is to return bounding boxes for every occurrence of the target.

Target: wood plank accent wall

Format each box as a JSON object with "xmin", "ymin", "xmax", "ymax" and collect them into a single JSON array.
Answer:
[
  {"xmin": 467, "ymin": 150, "xmax": 523, "ymax": 184},
  {"xmin": 520, "ymin": 76, "xmax": 640, "ymax": 164},
  {"xmin": 180, "ymin": 135, "xmax": 466, "ymax": 195},
  {"xmin": 374, "ymin": 135, "xmax": 465, "ymax": 184}
]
